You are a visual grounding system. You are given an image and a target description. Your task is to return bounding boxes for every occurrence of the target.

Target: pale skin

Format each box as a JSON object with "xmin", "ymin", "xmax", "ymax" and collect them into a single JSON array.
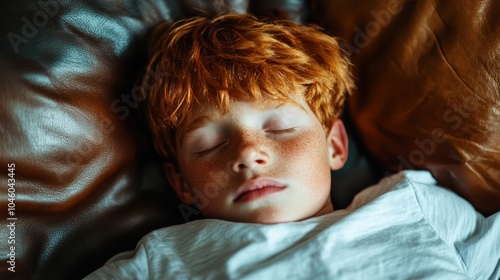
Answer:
[{"xmin": 165, "ymin": 94, "xmax": 349, "ymax": 224}]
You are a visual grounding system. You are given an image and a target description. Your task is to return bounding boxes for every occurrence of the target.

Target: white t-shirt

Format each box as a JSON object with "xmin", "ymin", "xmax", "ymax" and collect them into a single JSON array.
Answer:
[{"xmin": 85, "ymin": 171, "xmax": 500, "ymax": 279}]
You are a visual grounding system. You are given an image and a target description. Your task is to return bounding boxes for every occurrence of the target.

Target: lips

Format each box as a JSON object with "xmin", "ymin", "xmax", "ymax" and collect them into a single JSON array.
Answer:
[{"xmin": 233, "ymin": 178, "xmax": 286, "ymax": 203}]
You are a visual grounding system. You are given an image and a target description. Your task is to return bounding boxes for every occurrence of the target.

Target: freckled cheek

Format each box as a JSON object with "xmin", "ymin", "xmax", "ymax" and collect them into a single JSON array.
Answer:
[
  {"xmin": 182, "ymin": 157, "xmax": 230, "ymax": 190},
  {"xmin": 274, "ymin": 130, "xmax": 330, "ymax": 190}
]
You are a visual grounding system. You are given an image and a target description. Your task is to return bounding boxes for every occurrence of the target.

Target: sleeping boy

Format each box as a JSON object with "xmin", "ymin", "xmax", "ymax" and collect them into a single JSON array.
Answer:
[
  {"xmin": 86, "ymin": 13, "xmax": 499, "ymax": 279},
  {"xmin": 141, "ymin": 12, "xmax": 353, "ymax": 224}
]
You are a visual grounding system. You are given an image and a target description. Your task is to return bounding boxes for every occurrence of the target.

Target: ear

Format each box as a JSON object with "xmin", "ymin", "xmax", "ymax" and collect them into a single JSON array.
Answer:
[
  {"xmin": 164, "ymin": 163, "xmax": 194, "ymax": 205},
  {"xmin": 326, "ymin": 119, "xmax": 349, "ymax": 170}
]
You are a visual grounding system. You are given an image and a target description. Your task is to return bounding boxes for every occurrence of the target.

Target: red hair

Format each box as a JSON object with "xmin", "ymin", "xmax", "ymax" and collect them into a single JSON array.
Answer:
[{"xmin": 141, "ymin": 13, "xmax": 354, "ymax": 162}]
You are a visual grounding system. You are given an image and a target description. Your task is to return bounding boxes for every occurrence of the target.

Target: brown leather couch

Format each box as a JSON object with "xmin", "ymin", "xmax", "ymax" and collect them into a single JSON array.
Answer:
[{"xmin": 1, "ymin": 0, "xmax": 498, "ymax": 279}]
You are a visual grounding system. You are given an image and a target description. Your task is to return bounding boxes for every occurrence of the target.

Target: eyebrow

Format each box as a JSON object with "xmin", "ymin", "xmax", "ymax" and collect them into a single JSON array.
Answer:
[{"xmin": 178, "ymin": 114, "xmax": 220, "ymax": 145}]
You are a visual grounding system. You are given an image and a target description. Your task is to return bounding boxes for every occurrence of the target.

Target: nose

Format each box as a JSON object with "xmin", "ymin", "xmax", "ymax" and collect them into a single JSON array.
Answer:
[{"xmin": 230, "ymin": 140, "xmax": 270, "ymax": 174}]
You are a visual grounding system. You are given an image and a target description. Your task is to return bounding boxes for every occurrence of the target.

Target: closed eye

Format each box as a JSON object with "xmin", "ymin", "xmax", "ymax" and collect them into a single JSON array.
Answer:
[
  {"xmin": 195, "ymin": 142, "xmax": 226, "ymax": 158},
  {"xmin": 266, "ymin": 127, "xmax": 296, "ymax": 135}
]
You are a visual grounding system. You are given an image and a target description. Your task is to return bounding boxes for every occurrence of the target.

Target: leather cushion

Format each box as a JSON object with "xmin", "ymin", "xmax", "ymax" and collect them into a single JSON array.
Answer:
[{"xmin": 311, "ymin": 0, "xmax": 500, "ymax": 215}]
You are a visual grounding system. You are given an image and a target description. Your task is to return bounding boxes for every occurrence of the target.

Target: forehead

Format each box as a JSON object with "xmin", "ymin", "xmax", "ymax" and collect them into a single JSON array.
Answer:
[
  {"xmin": 190, "ymin": 89, "xmax": 291, "ymax": 114},
  {"xmin": 188, "ymin": 93, "xmax": 305, "ymax": 123}
]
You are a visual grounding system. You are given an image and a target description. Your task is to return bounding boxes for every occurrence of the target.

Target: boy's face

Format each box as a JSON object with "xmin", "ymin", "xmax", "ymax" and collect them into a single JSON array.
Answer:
[{"xmin": 165, "ymin": 95, "xmax": 348, "ymax": 224}]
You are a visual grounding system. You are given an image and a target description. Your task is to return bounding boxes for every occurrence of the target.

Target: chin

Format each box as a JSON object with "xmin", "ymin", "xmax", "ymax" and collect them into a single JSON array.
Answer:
[{"xmin": 242, "ymin": 208, "xmax": 306, "ymax": 224}]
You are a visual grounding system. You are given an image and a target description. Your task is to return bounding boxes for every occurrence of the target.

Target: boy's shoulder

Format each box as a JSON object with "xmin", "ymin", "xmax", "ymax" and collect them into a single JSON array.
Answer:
[
  {"xmin": 350, "ymin": 169, "xmax": 499, "ymax": 243},
  {"xmin": 346, "ymin": 169, "xmax": 436, "ymax": 212},
  {"xmin": 345, "ymin": 169, "xmax": 487, "ymax": 231}
]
